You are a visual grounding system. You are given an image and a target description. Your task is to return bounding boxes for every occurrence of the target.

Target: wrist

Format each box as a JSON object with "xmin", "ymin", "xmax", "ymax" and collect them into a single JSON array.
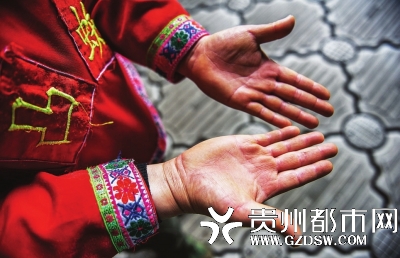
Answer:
[
  {"xmin": 176, "ymin": 36, "xmax": 207, "ymax": 79},
  {"xmin": 147, "ymin": 159, "xmax": 187, "ymax": 219}
]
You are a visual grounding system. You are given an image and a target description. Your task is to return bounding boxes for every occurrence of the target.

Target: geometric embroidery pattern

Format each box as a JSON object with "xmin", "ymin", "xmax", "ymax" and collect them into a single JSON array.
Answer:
[
  {"xmin": 88, "ymin": 159, "xmax": 159, "ymax": 252},
  {"xmin": 9, "ymin": 87, "xmax": 78, "ymax": 146},
  {"xmin": 147, "ymin": 15, "xmax": 209, "ymax": 82},
  {"xmin": 0, "ymin": 43, "xmax": 95, "ymax": 165}
]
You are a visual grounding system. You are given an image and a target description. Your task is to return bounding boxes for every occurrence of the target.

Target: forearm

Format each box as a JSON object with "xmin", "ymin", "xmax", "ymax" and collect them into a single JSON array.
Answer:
[
  {"xmin": 0, "ymin": 160, "xmax": 160, "ymax": 257},
  {"xmin": 0, "ymin": 170, "xmax": 115, "ymax": 257}
]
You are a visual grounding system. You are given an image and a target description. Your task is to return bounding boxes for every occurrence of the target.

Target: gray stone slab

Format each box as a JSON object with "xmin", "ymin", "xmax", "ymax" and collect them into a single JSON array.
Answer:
[
  {"xmin": 135, "ymin": 65, "xmax": 165, "ymax": 103},
  {"xmin": 215, "ymin": 253, "xmax": 241, "ymax": 258},
  {"xmin": 373, "ymin": 132, "xmax": 400, "ymax": 212},
  {"xmin": 347, "ymin": 45, "xmax": 400, "ymax": 128},
  {"xmin": 159, "ymin": 79, "xmax": 249, "ymax": 146},
  {"xmin": 234, "ymin": 122, "xmax": 273, "ymax": 135},
  {"xmin": 241, "ymin": 231, "xmax": 288, "ymax": 258},
  {"xmin": 141, "ymin": 79, "xmax": 162, "ymax": 104},
  {"xmin": 321, "ymin": 38, "xmax": 356, "ymax": 63},
  {"xmin": 252, "ymin": 116, "xmax": 280, "ymax": 132},
  {"xmin": 126, "ymin": 1, "xmax": 400, "ymax": 257},
  {"xmin": 191, "ymin": 8, "xmax": 241, "ymax": 34},
  {"xmin": 163, "ymin": 132, "xmax": 190, "ymax": 161},
  {"xmin": 180, "ymin": 214, "xmax": 248, "ymax": 253},
  {"xmin": 372, "ymin": 227, "xmax": 400, "ymax": 258},
  {"xmin": 179, "ymin": 0, "xmax": 228, "ymax": 10},
  {"xmin": 277, "ymin": 54, "xmax": 353, "ymax": 134},
  {"xmin": 147, "ymin": 69, "xmax": 169, "ymax": 85},
  {"xmin": 165, "ymin": 146, "xmax": 188, "ymax": 161},
  {"xmin": 228, "ymin": 0, "xmax": 251, "ymax": 11},
  {"xmin": 266, "ymin": 136, "xmax": 383, "ymax": 253},
  {"xmin": 327, "ymin": 0, "xmax": 400, "ymax": 47},
  {"xmin": 343, "ymin": 113, "xmax": 386, "ymax": 150},
  {"xmin": 244, "ymin": 0, "xmax": 330, "ymax": 57},
  {"xmin": 291, "ymin": 249, "xmax": 370, "ymax": 258}
]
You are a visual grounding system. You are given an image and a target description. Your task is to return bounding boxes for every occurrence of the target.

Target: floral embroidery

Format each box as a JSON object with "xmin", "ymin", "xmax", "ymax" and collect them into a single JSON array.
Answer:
[
  {"xmin": 101, "ymin": 198, "xmax": 108, "ymax": 206},
  {"xmin": 105, "ymin": 214, "xmax": 114, "ymax": 223},
  {"xmin": 113, "ymin": 178, "xmax": 139, "ymax": 204},
  {"xmin": 88, "ymin": 159, "xmax": 159, "ymax": 252},
  {"xmin": 171, "ymin": 31, "xmax": 189, "ymax": 50},
  {"xmin": 105, "ymin": 159, "xmax": 130, "ymax": 170},
  {"xmin": 128, "ymin": 219, "xmax": 154, "ymax": 238},
  {"xmin": 111, "ymin": 229, "xmax": 120, "ymax": 236},
  {"xmin": 147, "ymin": 15, "xmax": 209, "ymax": 82}
]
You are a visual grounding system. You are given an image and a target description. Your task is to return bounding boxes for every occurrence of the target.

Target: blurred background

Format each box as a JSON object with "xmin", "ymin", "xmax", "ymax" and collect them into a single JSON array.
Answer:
[{"xmin": 119, "ymin": 0, "xmax": 400, "ymax": 257}]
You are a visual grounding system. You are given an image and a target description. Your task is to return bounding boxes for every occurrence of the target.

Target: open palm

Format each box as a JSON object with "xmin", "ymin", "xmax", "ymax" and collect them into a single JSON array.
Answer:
[
  {"xmin": 163, "ymin": 126, "xmax": 337, "ymax": 237},
  {"xmin": 179, "ymin": 16, "xmax": 333, "ymax": 129}
]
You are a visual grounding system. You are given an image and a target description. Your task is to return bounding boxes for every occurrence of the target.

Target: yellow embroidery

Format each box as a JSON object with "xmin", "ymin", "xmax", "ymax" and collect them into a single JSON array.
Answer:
[
  {"xmin": 78, "ymin": 103, "xmax": 114, "ymax": 127},
  {"xmin": 70, "ymin": 2, "xmax": 106, "ymax": 61},
  {"xmin": 9, "ymin": 87, "xmax": 79, "ymax": 146}
]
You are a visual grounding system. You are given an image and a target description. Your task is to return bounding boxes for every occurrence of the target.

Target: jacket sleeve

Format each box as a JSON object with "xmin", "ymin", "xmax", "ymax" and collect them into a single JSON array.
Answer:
[
  {"xmin": 88, "ymin": 0, "xmax": 209, "ymax": 82},
  {"xmin": 0, "ymin": 159, "xmax": 158, "ymax": 257},
  {"xmin": 0, "ymin": 1, "xmax": 205, "ymax": 257}
]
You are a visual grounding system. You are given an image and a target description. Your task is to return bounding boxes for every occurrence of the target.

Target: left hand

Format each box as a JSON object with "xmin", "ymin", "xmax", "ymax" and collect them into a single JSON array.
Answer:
[
  {"xmin": 148, "ymin": 126, "xmax": 338, "ymax": 238},
  {"xmin": 178, "ymin": 16, "xmax": 333, "ymax": 129}
]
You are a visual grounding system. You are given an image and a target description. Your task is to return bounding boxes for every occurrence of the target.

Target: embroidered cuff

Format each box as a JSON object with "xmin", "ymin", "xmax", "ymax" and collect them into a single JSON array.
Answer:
[
  {"xmin": 147, "ymin": 15, "xmax": 209, "ymax": 82},
  {"xmin": 87, "ymin": 159, "xmax": 159, "ymax": 252}
]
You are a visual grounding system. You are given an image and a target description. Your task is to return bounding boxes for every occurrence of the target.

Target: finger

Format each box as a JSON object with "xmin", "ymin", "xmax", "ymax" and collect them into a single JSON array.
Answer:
[
  {"xmin": 273, "ymin": 160, "xmax": 334, "ymax": 196},
  {"xmin": 249, "ymin": 15, "xmax": 295, "ymax": 44},
  {"xmin": 265, "ymin": 131, "xmax": 324, "ymax": 157},
  {"xmin": 231, "ymin": 202, "xmax": 301, "ymax": 241},
  {"xmin": 276, "ymin": 143, "xmax": 338, "ymax": 172},
  {"xmin": 261, "ymin": 94, "xmax": 319, "ymax": 128},
  {"xmin": 252, "ymin": 125, "xmax": 300, "ymax": 146},
  {"xmin": 273, "ymin": 82, "xmax": 334, "ymax": 117},
  {"xmin": 246, "ymin": 102, "xmax": 292, "ymax": 128},
  {"xmin": 277, "ymin": 66, "xmax": 331, "ymax": 100}
]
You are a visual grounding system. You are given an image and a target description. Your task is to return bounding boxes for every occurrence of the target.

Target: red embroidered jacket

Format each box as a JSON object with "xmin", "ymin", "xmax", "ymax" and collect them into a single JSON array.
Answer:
[{"xmin": 0, "ymin": 0, "xmax": 208, "ymax": 257}]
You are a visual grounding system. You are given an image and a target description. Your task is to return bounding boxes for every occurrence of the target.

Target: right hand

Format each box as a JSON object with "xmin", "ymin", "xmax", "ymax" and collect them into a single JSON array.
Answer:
[{"xmin": 178, "ymin": 16, "xmax": 333, "ymax": 129}]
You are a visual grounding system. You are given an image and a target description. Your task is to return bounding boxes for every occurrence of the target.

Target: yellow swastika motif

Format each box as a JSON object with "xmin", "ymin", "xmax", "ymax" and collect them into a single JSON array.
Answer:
[
  {"xmin": 9, "ymin": 87, "xmax": 79, "ymax": 146},
  {"xmin": 70, "ymin": 2, "xmax": 106, "ymax": 61}
]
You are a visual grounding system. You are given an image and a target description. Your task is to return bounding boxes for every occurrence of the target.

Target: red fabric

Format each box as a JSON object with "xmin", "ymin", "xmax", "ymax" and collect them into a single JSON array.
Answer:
[
  {"xmin": 52, "ymin": 0, "xmax": 115, "ymax": 80},
  {"xmin": 0, "ymin": 43, "xmax": 94, "ymax": 169},
  {"xmin": 0, "ymin": 171, "xmax": 115, "ymax": 258},
  {"xmin": 0, "ymin": 0, "xmax": 188, "ymax": 257},
  {"xmin": 89, "ymin": 0, "xmax": 190, "ymax": 66}
]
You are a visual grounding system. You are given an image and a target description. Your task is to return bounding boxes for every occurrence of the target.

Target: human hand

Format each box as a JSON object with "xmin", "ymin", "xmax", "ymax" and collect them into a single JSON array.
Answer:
[
  {"xmin": 148, "ymin": 126, "xmax": 337, "ymax": 237},
  {"xmin": 178, "ymin": 16, "xmax": 333, "ymax": 129}
]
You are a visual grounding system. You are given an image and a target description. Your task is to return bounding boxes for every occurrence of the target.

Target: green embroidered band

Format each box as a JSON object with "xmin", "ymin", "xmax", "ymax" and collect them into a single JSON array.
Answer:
[
  {"xmin": 88, "ymin": 159, "xmax": 159, "ymax": 252},
  {"xmin": 147, "ymin": 15, "xmax": 209, "ymax": 82}
]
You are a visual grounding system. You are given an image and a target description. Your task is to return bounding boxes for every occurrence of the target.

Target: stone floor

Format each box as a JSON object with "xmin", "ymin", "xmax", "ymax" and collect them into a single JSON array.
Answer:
[{"xmin": 117, "ymin": 0, "xmax": 400, "ymax": 257}]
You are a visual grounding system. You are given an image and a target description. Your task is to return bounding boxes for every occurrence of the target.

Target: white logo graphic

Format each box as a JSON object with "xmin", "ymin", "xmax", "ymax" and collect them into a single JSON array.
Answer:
[
  {"xmin": 372, "ymin": 208, "xmax": 398, "ymax": 233},
  {"xmin": 248, "ymin": 208, "xmax": 278, "ymax": 233},
  {"xmin": 340, "ymin": 209, "xmax": 367, "ymax": 233},
  {"xmin": 201, "ymin": 207, "xmax": 243, "ymax": 244}
]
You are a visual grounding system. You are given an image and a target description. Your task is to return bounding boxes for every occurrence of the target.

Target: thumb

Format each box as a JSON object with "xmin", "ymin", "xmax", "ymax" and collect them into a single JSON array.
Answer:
[{"xmin": 249, "ymin": 15, "xmax": 295, "ymax": 44}]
